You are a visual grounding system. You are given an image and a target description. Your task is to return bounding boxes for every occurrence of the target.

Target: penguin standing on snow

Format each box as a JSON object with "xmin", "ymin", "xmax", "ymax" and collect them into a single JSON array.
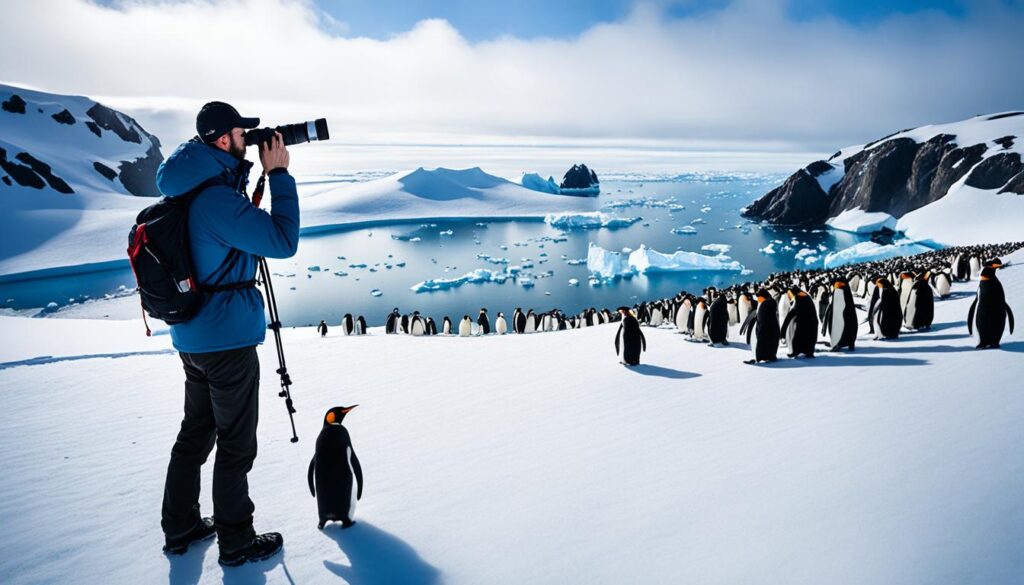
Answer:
[
  {"xmin": 308, "ymin": 406, "xmax": 363, "ymax": 530},
  {"xmin": 513, "ymin": 308, "xmax": 526, "ymax": 334},
  {"xmin": 356, "ymin": 316, "xmax": 367, "ymax": 335},
  {"xmin": 930, "ymin": 270, "xmax": 952, "ymax": 298},
  {"xmin": 780, "ymin": 288, "xmax": 817, "ymax": 358},
  {"xmin": 821, "ymin": 279, "xmax": 857, "ymax": 351},
  {"xmin": 410, "ymin": 312, "xmax": 425, "ymax": 336},
  {"xmin": 477, "ymin": 308, "xmax": 491, "ymax": 335},
  {"xmin": 318, "ymin": 320, "xmax": 328, "ymax": 337},
  {"xmin": 706, "ymin": 293, "xmax": 730, "ymax": 345},
  {"xmin": 740, "ymin": 289, "xmax": 780, "ymax": 364},
  {"xmin": 459, "ymin": 315, "xmax": 473, "ymax": 337},
  {"xmin": 341, "ymin": 314, "xmax": 354, "ymax": 336},
  {"xmin": 868, "ymin": 278, "xmax": 902, "ymax": 340},
  {"xmin": 425, "ymin": 317, "xmax": 437, "ymax": 336},
  {"xmin": 968, "ymin": 265, "xmax": 1015, "ymax": 349},
  {"xmin": 495, "ymin": 312, "xmax": 508, "ymax": 335},
  {"xmin": 614, "ymin": 307, "xmax": 647, "ymax": 366},
  {"xmin": 692, "ymin": 298, "xmax": 709, "ymax": 342},
  {"xmin": 442, "ymin": 316, "xmax": 453, "ymax": 335},
  {"xmin": 904, "ymin": 274, "xmax": 935, "ymax": 331},
  {"xmin": 385, "ymin": 309, "xmax": 400, "ymax": 334}
]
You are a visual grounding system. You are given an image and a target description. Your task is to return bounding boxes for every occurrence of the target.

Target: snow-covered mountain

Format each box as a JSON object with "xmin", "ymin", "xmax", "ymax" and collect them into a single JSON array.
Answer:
[
  {"xmin": 0, "ymin": 84, "xmax": 163, "ymax": 197},
  {"xmin": 742, "ymin": 112, "xmax": 1024, "ymax": 245},
  {"xmin": 0, "ymin": 84, "xmax": 166, "ymax": 277}
]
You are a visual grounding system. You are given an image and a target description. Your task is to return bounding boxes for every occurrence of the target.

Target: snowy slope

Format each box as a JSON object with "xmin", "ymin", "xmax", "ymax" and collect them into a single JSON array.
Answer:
[
  {"xmin": 1, "ymin": 253, "xmax": 1022, "ymax": 584},
  {"xmin": 0, "ymin": 85, "xmax": 165, "ymax": 277},
  {"xmin": 299, "ymin": 166, "xmax": 597, "ymax": 231}
]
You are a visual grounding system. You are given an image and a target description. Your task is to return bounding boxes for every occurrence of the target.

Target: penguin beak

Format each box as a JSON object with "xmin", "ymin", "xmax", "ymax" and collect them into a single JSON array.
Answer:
[{"xmin": 340, "ymin": 405, "xmax": 358, "ymax": 414}]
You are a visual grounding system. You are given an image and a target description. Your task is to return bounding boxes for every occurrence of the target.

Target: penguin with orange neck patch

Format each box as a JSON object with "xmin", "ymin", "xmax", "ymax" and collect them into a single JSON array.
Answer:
[
  {"xmin": 779, "ymin": 287, "xmax": 817, "ymax": 358},
  {"xmin": 740, "ymin": 289, "xmax": 780, "ymax": 364},
  {"xmin": 308, "ymin": 406, "xmax": 363, "ymax": 529},
  {"xmin": 968, "ymin": 264, "xmax": 1015, "ymax": 349}
]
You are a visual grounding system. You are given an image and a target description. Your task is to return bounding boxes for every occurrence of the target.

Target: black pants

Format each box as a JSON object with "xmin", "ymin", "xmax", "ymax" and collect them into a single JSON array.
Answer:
[{"xmin": 161, "ymin": 346, "xmax": 259, "ymax": 552}]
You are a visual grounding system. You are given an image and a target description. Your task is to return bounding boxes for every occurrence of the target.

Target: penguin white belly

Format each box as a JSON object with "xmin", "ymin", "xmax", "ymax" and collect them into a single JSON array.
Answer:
[
  {"xmin": 443, "ymin": 322, "xmax": 451, "ymax": 335},
  {"xmin": 496, "ymin": 318, "xmax": 508, "ymax": 334},
  {"xmin": 694, "ymin": 308, "xmax": 707, "ymax": 340},
  {"xmin": 738, "ymin": 300, "xmax": 751, "ymax": 323},
  {"xmin": 830, "ymin": 294, "xmax": 845, "ymax": 346},
  {"xmin": 650, "ymin": 309, "xmax": 663, "ymax": 327},
  {"xmin": 459, "ymin": 321, "xmax": 472, "ymax": 337},
  {"xmin": 411, "ymin": 321, "xmax": 424, "ymax": 336},
  {"xmin": 675, "ymin": 308, "xmax": 686, "ymax": 332},
  {"xmin": 904, "ymin": 289, "xmax": 918, "ymax": 327},
  {"xmin": 970, "ymin": 257, "xmax": 981, "ymax": 276},
  {"xmin": 728, "ymin": 303, "xmax": 739, "ymax": 326},
  {"xmin": 346, "ymin": 446, "xmax": 358, "ymax": 522},
  {"xmin": 936, "ymin": 276, "xmax": 951, "ymax": 297}
]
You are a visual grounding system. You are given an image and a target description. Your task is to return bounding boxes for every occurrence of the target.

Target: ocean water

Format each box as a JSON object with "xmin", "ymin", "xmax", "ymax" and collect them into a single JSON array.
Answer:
[{"xmin": 0, "ymin": 176, "xmax": 879, "ymax": 326}]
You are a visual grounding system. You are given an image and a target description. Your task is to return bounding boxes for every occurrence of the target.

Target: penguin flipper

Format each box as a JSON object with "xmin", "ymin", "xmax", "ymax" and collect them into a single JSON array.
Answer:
[
  {"xmin": 821, "ymin": 304, "xmax": 832, "ymax": 337},
  {"xmin": 351, "ymin": 449, "xmax": 364, "ymax": 500},
  {"xmin": 967, "ymin": 298, "xmax": 978, "ymax": 336},
  {"xmin": 1006, "ymin": 303, "xmax": 1015, "ymax": 334},
  {"xmin": 307, "ymin": 455, "xmax": 317, "ymax": 498},
  {"xmin": 745, "ymin": 316, "xmax": 757, "ymax": 345},
  {"xmin": 780, "ymin": 311, "xmax": 795, "ymax": 338},
  {"xmin": 614, "ymin": 325, "xmax": 622, "ymax": 355},
  {"xmin": 739, "ymin": 312, "xmax": 754, "ymax": 337},
  {"xmin": 640, "ymin": 328, "xmax": 647, "ymax": 352}
]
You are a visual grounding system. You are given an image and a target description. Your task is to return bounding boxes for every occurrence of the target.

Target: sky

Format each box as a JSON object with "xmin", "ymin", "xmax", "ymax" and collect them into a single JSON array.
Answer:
[{"xmin": 1, "ymin": 0, "xmax": 1022, "ymax": 157}]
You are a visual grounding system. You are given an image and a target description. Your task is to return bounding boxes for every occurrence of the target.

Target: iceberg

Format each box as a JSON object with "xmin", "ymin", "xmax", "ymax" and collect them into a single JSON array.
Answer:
[
  {"xmin": 544, "ymin": 212, "xmax": 641, "ymax": 230},
  {"xmin": 826, "ymin": 209, "xmax": 897, "ymax": 234},
  {"xmin": 701, "ymin": 243, "xmax": 732, "ymax": 254},
  {"xmin": 410, "ymin": 268, "xmax": 510, "ymax": 293},
  {"xmin": 671, "ymin": 226, "xmax": 697, "ymax": 235},
  {"xmin": 587, "ymin": 242, "xmax": 744, "ymax": 279},
  {"xmin": 823, "ymin": 240, "xmax": 936, "ymax": 269},
  {"xmin": 521, "ymin": 173, "xmax": 561, "ymax": 194}
]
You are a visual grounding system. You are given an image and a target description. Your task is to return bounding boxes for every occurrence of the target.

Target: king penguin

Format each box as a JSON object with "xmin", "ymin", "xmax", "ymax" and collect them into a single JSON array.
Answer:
[
  {"xmin": 740, "ymin": 289, "xmax": 780, "ymax": 364},
  {"xmin": 968, "ymin": 265, "xmax": 1015, "ymax": 349},
  {"xmin": 614, "ymin": 307, "xmax": 647, "ymax": 366},
  {"xmin": 308, "ymin": 405, "xmax": 363, "ymax": 530},
  {"xmin": 821, "ymin": 278, "xmax": 857, "ymax": 351},
  {"xmin": 780, "ymin": 288, "xmax": 817, "ymax": 358}
]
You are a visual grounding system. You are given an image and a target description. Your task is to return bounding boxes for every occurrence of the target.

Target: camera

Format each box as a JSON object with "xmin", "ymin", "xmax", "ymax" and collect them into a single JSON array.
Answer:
[{"xmin": 244, "ymin": 118, "xmax": 330, "ymax": 147}]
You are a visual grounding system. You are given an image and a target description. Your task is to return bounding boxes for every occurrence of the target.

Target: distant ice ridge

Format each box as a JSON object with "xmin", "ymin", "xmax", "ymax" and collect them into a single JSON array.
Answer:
[
  {"xmin": 410, "ymin": 268, "xmax": 510, "ymax": 293},
  {"xmin": 544, "ymin": 212, "xmax": 641, "ymax": 230},
  {"xmin": 521, "ymin": 173, "xmax": 561, "ymax": 194},
  {"xmin": 587, "ymin": 242, "xmax": 744, "ymax": 279},
  {"xmin": 823, "ymin": 240, "xmax": 936, "ymax": 269}
]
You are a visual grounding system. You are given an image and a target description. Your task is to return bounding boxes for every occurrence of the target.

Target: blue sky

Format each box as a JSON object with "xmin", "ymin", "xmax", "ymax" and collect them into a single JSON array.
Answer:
[{"xmin": 315, "ymin": 0, "xmax": 981, "ymax": 41}]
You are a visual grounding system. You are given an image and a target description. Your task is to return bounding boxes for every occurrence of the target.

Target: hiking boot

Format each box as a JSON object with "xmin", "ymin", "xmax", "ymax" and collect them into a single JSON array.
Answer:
[
  {"xmin": 163, "ymin": 517, "xmax": 216, "ymax": 555},
  {"xmin": 218, "ymin": 532, "xmax": 284, "ymax": 567}
]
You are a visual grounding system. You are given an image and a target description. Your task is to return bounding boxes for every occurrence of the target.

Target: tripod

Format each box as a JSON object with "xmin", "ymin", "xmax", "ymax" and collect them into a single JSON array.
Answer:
[{"xmin": 250, "ymin": 173, "xmax": 299, "ymax": 443}]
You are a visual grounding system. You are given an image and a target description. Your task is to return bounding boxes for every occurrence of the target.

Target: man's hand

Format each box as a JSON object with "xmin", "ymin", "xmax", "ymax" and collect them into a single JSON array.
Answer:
[{"xmin": 259, "ymin": 131, "xmax": 290, "ymax": 174}]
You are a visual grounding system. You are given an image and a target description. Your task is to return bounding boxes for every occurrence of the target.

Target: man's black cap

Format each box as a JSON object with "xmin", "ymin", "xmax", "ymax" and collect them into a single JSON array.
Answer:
[{"xmin": 196, "ymin": 101, "xmax": 260, "ymax": 143}]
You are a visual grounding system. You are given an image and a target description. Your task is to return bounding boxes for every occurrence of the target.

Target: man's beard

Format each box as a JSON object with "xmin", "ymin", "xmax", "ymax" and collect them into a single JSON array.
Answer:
[{"xmin": 228, "ymin": 135, "xmax": 246, "ymax": 160}]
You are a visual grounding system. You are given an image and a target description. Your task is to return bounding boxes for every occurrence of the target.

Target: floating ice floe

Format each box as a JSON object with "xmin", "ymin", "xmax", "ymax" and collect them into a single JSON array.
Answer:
[
  {"xmin": 759, "ymin": 244, "xmax": 776, "ymax": 255},
  {"xmin": 370, "ymin": 289, "xmax": 383, "ymax": 297},
  {"xmin": 307, "ymin": 266, "xmax": 321, "ymax": 272},
  {"xmin": 440, "ymin": 229, "xmax": 454, "ymax": 236},
  {"xmin": 544, "ymin": 212, "xmax": 641, "ymax": 230},
  {"xmin": 671, "ymin": 226, "xmax": 697, "ymax": 235},
  {"xmin": 519, "ymin": 278, "xmax": 535, "ymax": 288},
  {"xmin": 701, "ymin": 243, "xmax": 732, "ymax": 254},
  {"xmin": 568, "ymin": 278, "xmax": 580, "ymax": 286},
  {"xmin": 410, "ymin": 268, "xmax": 510, "ymax": 293},
  {"xmin": 333, "ymin": 271, "xmax": 348, "ymax": 277},
  {"xmin": 586, "ymin": 243, "xmax": 743, "ymax": 280},
  {"xmin": 794, "ymin": 248, "xmax": 817, "ymax": 260},
  {"xmin": 823, "ymin": 240, "xmax": 935, "ymax": 269}
]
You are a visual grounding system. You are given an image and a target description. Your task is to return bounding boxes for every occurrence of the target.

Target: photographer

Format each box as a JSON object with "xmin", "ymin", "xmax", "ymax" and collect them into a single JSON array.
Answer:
[{"xmin": 156, "ymin": 102, "xmax": 299, "ymax": 567}]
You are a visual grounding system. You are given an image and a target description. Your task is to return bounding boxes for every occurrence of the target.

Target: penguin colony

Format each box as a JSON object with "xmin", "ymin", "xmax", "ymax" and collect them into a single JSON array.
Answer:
[{"xmin": 318, "ymin": 242, "xmax": 1019, "ymax": 364}]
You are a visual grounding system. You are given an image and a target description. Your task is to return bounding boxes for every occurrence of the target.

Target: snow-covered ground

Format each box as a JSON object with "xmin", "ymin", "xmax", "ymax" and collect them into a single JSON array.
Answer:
[{"xmin": 1, "ymin": 252, "xmax": 1021, "ymax": 584}]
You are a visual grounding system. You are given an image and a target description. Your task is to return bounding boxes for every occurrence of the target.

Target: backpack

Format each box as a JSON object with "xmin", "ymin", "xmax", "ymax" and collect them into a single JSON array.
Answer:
[{"xmin": 127, "ymin": 177, "xmax": 255, "ymax": 335}]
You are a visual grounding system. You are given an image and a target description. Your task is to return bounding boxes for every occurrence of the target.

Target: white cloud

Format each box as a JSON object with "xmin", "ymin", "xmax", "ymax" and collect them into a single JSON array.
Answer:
[{"xmin": 1, "ymin": 0, "xmax": 1021, "ymax": 152}]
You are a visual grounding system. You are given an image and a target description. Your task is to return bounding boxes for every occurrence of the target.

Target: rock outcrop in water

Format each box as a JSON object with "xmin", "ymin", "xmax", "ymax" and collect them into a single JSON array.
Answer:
[
  {"xmin": 559, "ymin": 163, "xmax": 600, "ymax": 196},
  {"xmin": 742, "ymin": 112, "xmax": 1024, "ymax": 230}
]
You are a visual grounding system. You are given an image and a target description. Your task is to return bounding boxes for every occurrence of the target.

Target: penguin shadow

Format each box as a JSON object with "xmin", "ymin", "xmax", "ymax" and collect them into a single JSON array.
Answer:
[
  {"xmin": 166, "ymin": 538, "xmax": 215, "ymax": 585},
  {"xmin": 630, "ymin": 364, "xmax": 701, "ymax": 379},
  {"xmin": 756, "ymin": 353, "xmax": 928, "ymax": 368},
  {"xmin": 322, "ymin": 521, "xmax": 441, "ymax": 585},
  {"xmin": 925, "ymin": 320, "xmax": 967, "ymax": 332},
  {"xmin": 850, "ymin": 344, "xmax": 975, "ymax": 356},
  {"xmin": 990, "ymin": 341, "xmax": 1024, "ymax": 353}
]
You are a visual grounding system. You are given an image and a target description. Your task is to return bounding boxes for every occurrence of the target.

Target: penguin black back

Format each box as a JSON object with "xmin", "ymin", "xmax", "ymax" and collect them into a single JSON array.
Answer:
[{"xmin": 308, "ymin": 406, "xmax": 363, "ymax": 529}]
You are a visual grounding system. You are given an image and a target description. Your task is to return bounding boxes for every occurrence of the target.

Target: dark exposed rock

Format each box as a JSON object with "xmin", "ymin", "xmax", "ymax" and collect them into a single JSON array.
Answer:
[
  {"xmin": 560, "ymin": 163, "xmax": 599, "ymax": 190},
  {"xmin": 999, "ymin": 171, "xmax": 1024, "ymax": 194},
  {"xmin": 829, "ymin": 138, "xmax": 920, "ymax": 217},
  {"xmin": 2, "ymin": 176, "xmax": 10, "ymax": 186},
  {"xmin": 806, "ymin": 160, "xmax": 834, "ymax": 177},
  {"xmin": 14, "ymin": 152, "xmax": 74, "ymax": 193},
  {"xmin": 93, "ymin": 161, "xmax": 117, "ymax": 181},
  {"xmin": 994, "ymin": 135, "xmax": 1016, "ymax": 149},
  {"xmin": 52, "ymin": 109, "xmax": 76, "ymax": 125},
  {"xmin": 2, "ymin": 94, "xmax": 27, "ymax": 114},
  {"xmin": 85, "ymin": 121, "xmax": 102, "ymax": 137},
  {"xmin": 741, "ymin": 168, "xmax": 830, "ymax": 226},
  {"xmin": 987, "ymin": 112, "xmax": 1024, "ymax": 121},
  {"xmin": 0, "ymin": 146, "xmax": 46, "ymax": 189},
  {"xmin": 86, "ymin": 103, "xmax": 141, "ymax": 144},
  {"xmin": 117, "ymin": 144, "xmax": 163, "ymax": 196},
  {"xmin": 828, "ymin": 150, "xmax": 842, "ymax": 161},
  {"xmin": 965, "ymin": 152, "xmax": 1023, "ymax": 190},
  {"xmin": 903, "ymin": 134, "xmax": 956, "ymax": 214},
  {"xmin": 930, "ymin": 142, "xmax": 987, "ymax": 201}
]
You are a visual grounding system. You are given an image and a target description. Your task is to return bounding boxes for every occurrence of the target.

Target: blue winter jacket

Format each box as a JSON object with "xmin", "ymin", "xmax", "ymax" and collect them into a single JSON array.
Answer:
[{"xmin": 156, "ymin": 138, "xmax": 300, "ymax": 353}]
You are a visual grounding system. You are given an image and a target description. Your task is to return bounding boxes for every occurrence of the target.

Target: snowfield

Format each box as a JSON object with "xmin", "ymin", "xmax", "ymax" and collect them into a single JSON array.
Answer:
[{"xmin": 0, "ymin": 253, "xmax": 1021, "ymax": 584}]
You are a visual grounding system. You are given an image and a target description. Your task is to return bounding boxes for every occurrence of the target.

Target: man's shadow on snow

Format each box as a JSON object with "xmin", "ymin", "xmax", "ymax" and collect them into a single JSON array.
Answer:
[
  {"xmin": 166, "ymin": 540, "xmax": 295, "ymax": 585},
  {"xmin": 322, "ymin": 521, "xmax": 440, "ymax": 585},
  {"xmin": 630, "ymin": 364, "xmax": 701, "ymax": 379}
]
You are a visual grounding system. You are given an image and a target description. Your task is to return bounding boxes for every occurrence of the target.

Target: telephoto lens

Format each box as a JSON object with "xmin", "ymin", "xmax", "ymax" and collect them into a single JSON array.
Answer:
[{"xmin": 245, "ymin": 118, "xmax": 330, "ymax": 147}]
